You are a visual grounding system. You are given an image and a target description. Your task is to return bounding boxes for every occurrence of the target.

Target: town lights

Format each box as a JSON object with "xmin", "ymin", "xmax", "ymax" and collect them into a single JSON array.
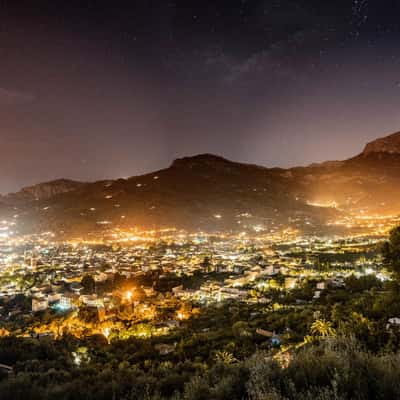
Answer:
[
  {"xmin": 177, "ymin": 312, "xmax": 184, "ymax": 320},
  {"xmin": 176, "ymin": 309, "xmax": 189, "ymax": 320},
  {"xmin": 102, "ymin": 327, "xmax": 111, "ymax": 343},
  {"xmin": 125, "ymin": 290, "xmax": 133, "ymax": 302}
]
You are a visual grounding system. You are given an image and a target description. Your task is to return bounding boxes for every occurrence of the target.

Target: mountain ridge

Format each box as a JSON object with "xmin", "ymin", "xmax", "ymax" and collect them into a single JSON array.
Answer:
[
  {"xmin": 361, "ymin": 131, "xmax": 400, "ymax": 156},
  {"xmin": 2, "ymin": 179, "xmax": 85, "ymax": 203},
  {"xmin": 3, "ymin": 131, "xmax": 400, "ymax": 236}
]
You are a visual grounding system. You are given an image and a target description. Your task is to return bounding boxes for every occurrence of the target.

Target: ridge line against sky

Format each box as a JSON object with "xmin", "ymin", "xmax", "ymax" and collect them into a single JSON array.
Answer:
[
  {"xmin": 1, "ymin": 126, "xmax": 395, "ymax": 196},
  {"xmin": 2, "ymin": 1, "xmax": 400, "ymax": 193}
]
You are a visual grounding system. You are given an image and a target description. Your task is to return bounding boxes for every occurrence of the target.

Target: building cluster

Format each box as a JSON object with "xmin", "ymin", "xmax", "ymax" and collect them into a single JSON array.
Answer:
[{"xmin": 0, "ymin": 216, "xmax": 391, "ymax": 339}]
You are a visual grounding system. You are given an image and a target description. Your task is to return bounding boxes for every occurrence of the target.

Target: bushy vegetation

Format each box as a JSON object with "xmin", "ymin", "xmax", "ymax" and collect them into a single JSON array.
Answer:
[
  {"xmin": 2, "ymin": 336, "xmax": 400, "ymax": 399},
  {"xmin": 246, "ymin": 337, "xmax": 400, "ymax": 400}
]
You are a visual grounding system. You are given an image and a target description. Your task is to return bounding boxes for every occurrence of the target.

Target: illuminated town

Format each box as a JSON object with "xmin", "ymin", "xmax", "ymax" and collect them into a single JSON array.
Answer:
[{"xmin": 0, "ymin": 210, "xmax": 397, "ymax": 342}]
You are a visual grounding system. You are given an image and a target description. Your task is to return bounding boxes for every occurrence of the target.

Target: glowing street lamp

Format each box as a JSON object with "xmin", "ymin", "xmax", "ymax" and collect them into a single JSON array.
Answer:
[
  {"xmin": 102, "ymin": 327, "xmax": 111, "ymax": 343},
  {"xmin": 177, "ymin": 312, "xmax": 184, "ymax": 320},
  {"xmin": 125, "ymin": 290, "xmax": 133, "ymax": 302}
]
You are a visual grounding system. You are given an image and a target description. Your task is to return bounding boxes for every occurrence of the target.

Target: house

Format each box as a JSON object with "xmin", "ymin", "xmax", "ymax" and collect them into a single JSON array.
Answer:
[
  {"xmin": 70, "ymin": 282, "xmax": 84, "ymax": 294},
  {"xmin": 32, "ymin": 297, "xmax": 48, "ymax": 312},
  {"xmin": 329, "ymin": 278, "xmax": 345, "ymax": 288},
  {"xmin": 215, "ymin": 264, "xmax": 228, "ymax": 273},
  {"xmin": 172, "ymin": 285, "xmax": 183, "ymax": 294},
  {"xmin": 80, "ymin": 294, "xmax": 100, "ymax": 307},
  {"xmin": 285, "ymin": 277, "xmax": 297, "ymax": 289},
  {"xmin": 47, "ymin": 292, "xmax": 61, "ymax": 303},
  {"xmin": 386, "ymin": 317, "xmax": 400, "ymax": 331},
  {"xmin": 313, "ymin": 290, "xmax": 321, "ymax": 299},
  {"xmin": 94, "ymin": 272, "xmax": 108, "ymax": 283},
  {"xmin": 57, "ymin": 294, "xmax": 74, "ymax": 310},
  {"xmin": 233, "ymin": 265, "xmax": 245, "ymax": 274},
  {"xmin": 265, "ymin": 265, "xmax": 280, "ymax": 276},
  {"xmin": 154, "ymin": 343, "xmax": 176, "ymax": 355},
  {"xmin": 37, "ymin": 332, "xmax": 55, "ymax": 339},
  {"xmin": 0, "ymin": 363, "xmax": 13, "ymax": 377}
]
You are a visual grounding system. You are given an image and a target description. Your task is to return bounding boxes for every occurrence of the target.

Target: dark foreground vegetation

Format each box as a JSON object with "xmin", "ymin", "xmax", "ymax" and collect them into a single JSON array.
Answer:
[{"xmin": 2, "ymin": 335, "xmax": 400, "ymax": 400}]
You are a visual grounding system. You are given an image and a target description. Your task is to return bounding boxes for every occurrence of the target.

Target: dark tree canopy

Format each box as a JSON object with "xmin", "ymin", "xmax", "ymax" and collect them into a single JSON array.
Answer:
[
  {"xmin": 81, "ymin": 275, "xmax": 95, "ymax": 294},
  {"xmin": 383, "ymin": 226, "xmax": 400, "ymax": 276}
]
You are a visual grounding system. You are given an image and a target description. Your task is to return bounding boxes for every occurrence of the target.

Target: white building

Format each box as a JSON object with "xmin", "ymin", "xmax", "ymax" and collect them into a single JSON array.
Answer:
[{"xmin": 32, "ymin": 297, "xmax": 48, "ymax": 312}]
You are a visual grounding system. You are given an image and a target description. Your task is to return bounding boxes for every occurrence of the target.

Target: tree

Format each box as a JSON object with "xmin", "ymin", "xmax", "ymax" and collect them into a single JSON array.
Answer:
[
  {"xmin": 81, "ymin": 275, "xmax": 95, "ymax": 294},
  {"xmin": 383, "ymin": 226, "xmax": 400, "ymax": 277},
  {"xmin": 78, "ymin": 307, "xmax": 98, "ymax": 324},
  {"xmin": 232, "ymin": 321, "xmax": 252, "ymax": 339},
  {"xmin": 214, "ymin": 350, "xmax": 237, "ymax": 365},
  {"xmin": 310, "ymin": 319, "xmax": 336, "ymax": 338},
  {"xmin": 132, "ymin": 286, "xmax": 146, "ymax": 302},
  {"xmin": 201, "ymin": 256, "xmax": 211, "ymax": 272}
]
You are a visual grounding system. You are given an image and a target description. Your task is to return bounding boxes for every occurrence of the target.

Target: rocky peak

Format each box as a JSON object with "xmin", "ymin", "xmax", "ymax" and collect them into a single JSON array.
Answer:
[
  {"xmin": 171, "ymin": 154, "xmax": 236, "ymax": 170},
  {"xmin": 170, "ymin": 154, "xmax": 266, "ymax": 174},
  {"xmin": 6, "ymin": 179, "xmax": 85, "ymax": 202},
  {"xmin": 362, "ymin": 131, "xmax": 400, "ymax": 155}
]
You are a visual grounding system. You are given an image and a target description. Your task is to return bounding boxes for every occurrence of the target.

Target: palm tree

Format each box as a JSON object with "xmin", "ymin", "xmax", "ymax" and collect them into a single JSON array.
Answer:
[
  {"xmin": 310, "ymin": 319, "xmax": 336, "ymax": 338},
  {"xmin": 214, "ymin": 350, "xmax": 237, "ymax": 365}
]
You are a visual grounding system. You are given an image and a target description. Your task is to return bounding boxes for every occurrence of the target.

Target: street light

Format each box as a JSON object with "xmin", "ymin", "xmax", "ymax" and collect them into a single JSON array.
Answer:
[{"xmin": 125, "ymin": 290, "xmax": 133, "ymax": 302}]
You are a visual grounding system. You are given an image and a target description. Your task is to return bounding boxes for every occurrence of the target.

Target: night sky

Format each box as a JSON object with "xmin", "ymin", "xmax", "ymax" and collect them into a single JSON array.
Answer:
[{"xmin": 2, "ymin": 1, "xmax": 400, "ymax": 193}]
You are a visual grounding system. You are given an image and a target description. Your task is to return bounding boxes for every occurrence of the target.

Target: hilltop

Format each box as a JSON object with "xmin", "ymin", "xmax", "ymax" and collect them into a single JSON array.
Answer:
[{"xmin": 3, "ymin": 131, "xmax": 400, "ymax": 236}]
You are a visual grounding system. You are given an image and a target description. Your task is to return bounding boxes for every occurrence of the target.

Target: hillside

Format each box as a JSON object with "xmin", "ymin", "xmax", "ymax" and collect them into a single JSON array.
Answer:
[
  {"xmin": 3, "ymin": 131, "xmax": 400, "ymax": 236},
  {"xmin": 2, "ymin": 154, "xmax": 332, "ymax": 235},
  {"xmin": 2, "ymin": 179, "xmax": 85, "ymax": 204},
  {"xmin": 289, "ymin": 133, "xmax": 400, "ymax": 214}
]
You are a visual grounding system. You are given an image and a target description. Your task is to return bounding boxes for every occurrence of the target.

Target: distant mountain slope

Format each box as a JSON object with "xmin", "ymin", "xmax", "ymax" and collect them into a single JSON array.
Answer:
[
  {"xmin": 6, "ymin": 154, "xmax": 332, "ymax": 235},
  {"xmin": 4, "ymin": 131, "xmax": 400, "ymax": 236},
  {"xmin": 3, "ymin": 179, "xmax": 85, "ymax": 204},
  {"xmin": 362, "ymin": 131, "xmax": 400, "ymax": 155},
  {"xmin": 288, "ymin": 132, "xmax": 400, "ymax": 213}
]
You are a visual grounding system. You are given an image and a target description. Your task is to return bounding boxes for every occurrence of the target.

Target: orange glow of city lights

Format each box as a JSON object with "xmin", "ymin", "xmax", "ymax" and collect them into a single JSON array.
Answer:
[{"xmin": 125, "ymin": 290, "xmax": 133, "ymax": 302}]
